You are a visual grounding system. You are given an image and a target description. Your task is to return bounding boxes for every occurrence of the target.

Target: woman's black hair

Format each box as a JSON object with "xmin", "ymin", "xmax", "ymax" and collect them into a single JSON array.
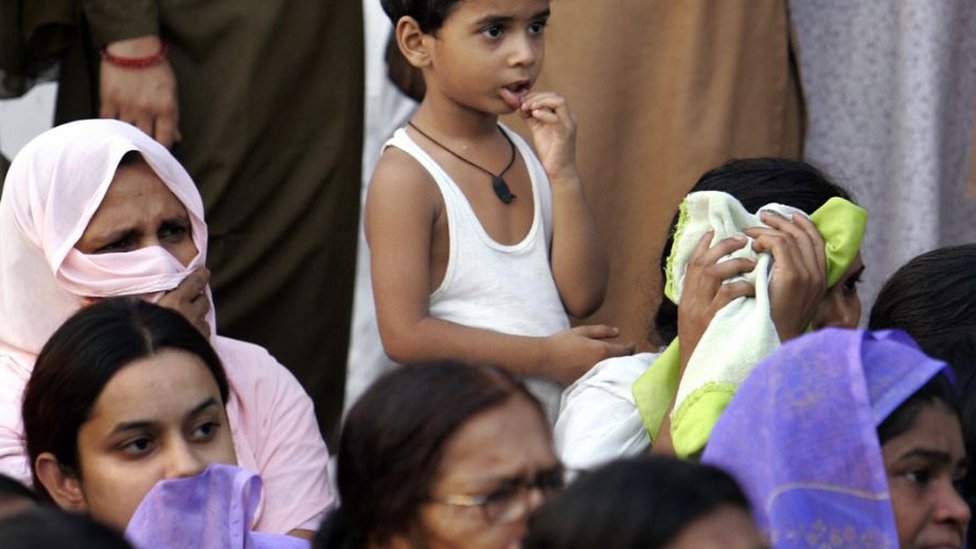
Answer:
[
  {"xmin": 652, "ymin": 158, "xmax": 854, "ymax": 344},
  {"xmin": 878, "ymin": 373, "xmax": 961, "ymax": 446},
  {"xmin": 117, "ymin": 150, "xmax": 142, "ymax": 167},
  {"xmin": 0, "ymin": 507, "xmax": 133, "ymax": 549},
  {"xmin": 22, "ymin": 298, "xmax": 229, "ymax": 502},
  {"xmin": 869, "ymin": 244, "xmax": 975, "ymax": 362},
  {"xmin": 314, "ymin": 362, "xmax": 546, "ymax": 549},
  {"xmin": 523, "ymin": 456, "xmax": 752, "ymax": 549},
  {"xmin": 871, "ymin": 247, "xmax": 976, "ymax": 504}
]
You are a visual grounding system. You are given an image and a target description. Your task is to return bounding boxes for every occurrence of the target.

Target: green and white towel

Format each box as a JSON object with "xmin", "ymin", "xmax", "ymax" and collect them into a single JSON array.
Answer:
[{"xmin": 633, "ymin": 191, "xmax": 867, "ymax": 458}]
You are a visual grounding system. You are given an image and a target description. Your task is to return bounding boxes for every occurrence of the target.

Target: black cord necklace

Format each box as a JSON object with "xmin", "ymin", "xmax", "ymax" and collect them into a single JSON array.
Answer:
[{"xmin": 407, "ymin": 121, "xmax": 517, "ymax": 204}]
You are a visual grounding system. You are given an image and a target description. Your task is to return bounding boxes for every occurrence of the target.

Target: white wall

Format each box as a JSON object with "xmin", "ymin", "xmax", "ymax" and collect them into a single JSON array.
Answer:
[{"xmin": 0, "ymin": 82, "xmax": 57, "ymax": 160}]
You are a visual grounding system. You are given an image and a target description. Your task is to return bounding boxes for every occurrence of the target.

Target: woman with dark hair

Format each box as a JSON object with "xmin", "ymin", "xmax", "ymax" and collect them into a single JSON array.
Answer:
[
  {"xmin": 315, "ymin": 362, "xmax": 563, "ymax": 549},
  {"xmin": 703, "ymin": 329, "xmax": 969, "ymax": 548},
  {"xmin": 23, "ymin": 298, "xmax": 304, "ymax": 548},
  {"xmin": 556, "ymin": 158, "xmax": 868, "ymax": 465},
  {"xmin": 869, "ymin": 244, "xmax": 975, "ymax": 364},
  {"xmin": 523, "ymin": 456, "xmax": 761, "ymax": 549},
  {"xmin": 24, "ymin": 297, "xmax": 231, "ymax": 514},
  {"xmin": 869, "ymin": 245, "xmax": 976, "ymax": 424},
  {"xmin": 653, "ymin": 158, "xmax": 865, "ymax": 345},
  {"xmin": 869, "ymin": 244, "xmax": 976, "ymax": 546},
  {"xmin": 0, "ymin": 119, "xmax": 332, "ymax": 536}
]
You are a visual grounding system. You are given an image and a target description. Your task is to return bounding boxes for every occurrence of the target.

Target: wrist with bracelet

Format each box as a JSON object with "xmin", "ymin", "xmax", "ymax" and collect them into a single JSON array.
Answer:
[{"xmin": 100, "ymin": 41, "xmax": 168, "ymax": 69}]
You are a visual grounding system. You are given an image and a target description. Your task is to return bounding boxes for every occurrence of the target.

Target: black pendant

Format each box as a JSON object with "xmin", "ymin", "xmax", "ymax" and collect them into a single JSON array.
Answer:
[{"xmin": 492, "ymin": 175, "xmax": 516, "ymax": 204}]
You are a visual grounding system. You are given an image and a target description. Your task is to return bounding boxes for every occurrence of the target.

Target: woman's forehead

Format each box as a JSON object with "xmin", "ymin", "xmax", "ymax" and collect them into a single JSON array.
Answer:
[
  {"xmin": 83, "ymin": 349, "xmax": 221, "ymax": 430},
  {"xmin": 435, "ymin": 398, "xmax": 555, "ymax": 486},
  {"xmin": 882, "ymin": 402, "xmax": 965, "ymax": 462},
  {"xmin": 83, "ymin": 163, "xmax": 189, "ymax": 234}
]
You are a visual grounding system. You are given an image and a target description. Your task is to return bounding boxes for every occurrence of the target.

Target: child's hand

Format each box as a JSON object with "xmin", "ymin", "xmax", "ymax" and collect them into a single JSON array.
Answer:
[
  {"xmin": 743, "ymin": 211, "xmax": 827, "ymax": 341},
  {"xmin": 543, "ymin": 325, "xmax": 635, "ymax": 383},
  {"xmin": 519, "ymin": 91, "xmax": 578, "ymax": 182}
]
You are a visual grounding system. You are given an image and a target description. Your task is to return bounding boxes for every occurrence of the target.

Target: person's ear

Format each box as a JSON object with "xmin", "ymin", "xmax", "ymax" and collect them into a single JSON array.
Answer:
[
  {"xmin": 35, "ymin": 452, "xmax": 87, "ymax": 511},
  {"xmin": 396, "ymin": 16, "xmax": 434, "ymax": 68}
]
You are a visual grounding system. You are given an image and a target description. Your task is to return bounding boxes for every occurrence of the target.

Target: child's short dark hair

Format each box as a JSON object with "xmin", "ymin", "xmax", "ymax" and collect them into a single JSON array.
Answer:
[{"xmin": 380, "ymin": 0, "xmax": 464, "ymax": 33}]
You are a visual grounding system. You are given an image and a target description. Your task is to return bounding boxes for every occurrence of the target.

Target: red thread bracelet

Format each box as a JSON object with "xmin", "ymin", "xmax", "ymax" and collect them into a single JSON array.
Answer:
[{"xmin": 100, "ymin": 42, "xmax": 168, "ymax": 69}]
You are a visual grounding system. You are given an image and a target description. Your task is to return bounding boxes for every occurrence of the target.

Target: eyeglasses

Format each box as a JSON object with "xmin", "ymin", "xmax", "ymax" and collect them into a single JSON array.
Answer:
[{"xmin": 430, "ymin": 465, "xmax": 578, "ymax": 524}]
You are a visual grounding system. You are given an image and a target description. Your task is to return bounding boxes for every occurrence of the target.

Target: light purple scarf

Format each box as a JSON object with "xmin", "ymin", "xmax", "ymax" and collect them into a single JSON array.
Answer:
[
  {"xmin": 125, "ymin": 464, "xmax": 310, "ymax": 549},
  {"xmin": 702, "ymin": 328, "xmax": 950, "ymax": 548}
]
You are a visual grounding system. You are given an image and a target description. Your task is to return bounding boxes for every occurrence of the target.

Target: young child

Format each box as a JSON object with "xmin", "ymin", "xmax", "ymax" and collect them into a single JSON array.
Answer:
[{"xmin": 367, "ymin": 0, "xmax": 632, "ymax": 415}]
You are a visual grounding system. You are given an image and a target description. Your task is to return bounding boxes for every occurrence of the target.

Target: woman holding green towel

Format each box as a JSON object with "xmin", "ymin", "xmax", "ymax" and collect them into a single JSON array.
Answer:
[{"xmin": 554, "ymin": 158, "xmax": 867, "ymax": 468}]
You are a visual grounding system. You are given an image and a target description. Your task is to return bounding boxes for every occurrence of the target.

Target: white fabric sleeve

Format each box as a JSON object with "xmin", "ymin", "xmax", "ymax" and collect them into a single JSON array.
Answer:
[{"xmin": 553, "ymin": 353, "xmax": 657, "ymax": 471}]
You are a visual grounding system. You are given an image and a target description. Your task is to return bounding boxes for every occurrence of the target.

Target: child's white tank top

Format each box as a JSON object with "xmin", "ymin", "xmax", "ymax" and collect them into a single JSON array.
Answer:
[{"xmin": 384, "ymin": 125, "xmax": 570, "ymax": 419}]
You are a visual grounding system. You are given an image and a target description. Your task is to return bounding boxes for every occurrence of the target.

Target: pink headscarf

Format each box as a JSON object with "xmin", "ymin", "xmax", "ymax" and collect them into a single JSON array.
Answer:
[
  {"xmin": 0, "ymin": 120, "xmax": 333, "ymax": 533},
  {"xmin": 0, "ymin": 119, "xmax": 212, "ymax": 362}
]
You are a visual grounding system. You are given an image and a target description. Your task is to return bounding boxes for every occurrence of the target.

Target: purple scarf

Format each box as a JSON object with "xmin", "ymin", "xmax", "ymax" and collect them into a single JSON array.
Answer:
[
  {"xmin": 702, "ymin": 328, "xmax": 950, "ymax": 548},
  {"xmin": 125, "ymin": 463, "xmax": 310, "ymax": 549}
]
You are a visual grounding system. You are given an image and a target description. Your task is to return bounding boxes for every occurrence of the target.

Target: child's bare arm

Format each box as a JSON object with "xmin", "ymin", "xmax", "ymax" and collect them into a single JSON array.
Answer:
[
  {"xmin": 519, "ymin": 92, "xmax": 607, "ymax": 318},
  {"xmin": 365, "ymin": 149, "xmax": 632, "ymax": 382}
]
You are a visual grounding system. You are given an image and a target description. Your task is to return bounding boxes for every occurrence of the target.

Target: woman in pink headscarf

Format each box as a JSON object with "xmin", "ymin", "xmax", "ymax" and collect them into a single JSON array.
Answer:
[{"xmin": 0, "ymin": 119, "xmax": 334, "ymax": 537}]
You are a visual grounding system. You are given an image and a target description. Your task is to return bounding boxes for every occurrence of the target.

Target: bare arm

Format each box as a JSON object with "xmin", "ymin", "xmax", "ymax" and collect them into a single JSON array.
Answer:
[
  {"xmin": 519, "ymin": 92, "xmax": 607, "ymax": 318},
  {"xmin": 366, "ymin": 149, "xmax": 631, "ymax": 384}
]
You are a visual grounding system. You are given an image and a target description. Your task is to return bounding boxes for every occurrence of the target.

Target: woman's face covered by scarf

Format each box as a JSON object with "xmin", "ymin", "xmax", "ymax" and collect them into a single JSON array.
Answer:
[
  {"xmin": 0, "ymin": 119, "xmax": 211, "ymax": 358},
  {"xmin": 74, "ymin": 157, "xmax": 197, "ymax": 267}
]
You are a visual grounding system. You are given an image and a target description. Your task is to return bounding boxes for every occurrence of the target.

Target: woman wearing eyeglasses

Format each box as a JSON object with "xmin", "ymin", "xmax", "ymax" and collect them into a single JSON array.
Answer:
[{"xmin": 315, "ymin": 362, "xmax": 564, "ymax": 549}]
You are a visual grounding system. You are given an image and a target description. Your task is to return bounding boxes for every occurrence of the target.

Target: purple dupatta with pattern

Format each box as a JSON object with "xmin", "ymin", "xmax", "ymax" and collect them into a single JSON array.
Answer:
[{"xmin": 702, "ymin": 329, "xmax": 951, "ymax": 548}]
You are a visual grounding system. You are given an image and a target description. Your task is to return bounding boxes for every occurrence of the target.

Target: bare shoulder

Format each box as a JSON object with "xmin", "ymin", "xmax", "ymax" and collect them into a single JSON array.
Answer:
[
  {"xmin": 365, "ymin": 146, "xmax": 443, "ymax": 242},
  {"xmin": 367, "ymin": 147, "xmax": 442, "ymax": 219},
  {"xmin": 368, "ymin": 147, "xmax": 440, "ymax": 208}
]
